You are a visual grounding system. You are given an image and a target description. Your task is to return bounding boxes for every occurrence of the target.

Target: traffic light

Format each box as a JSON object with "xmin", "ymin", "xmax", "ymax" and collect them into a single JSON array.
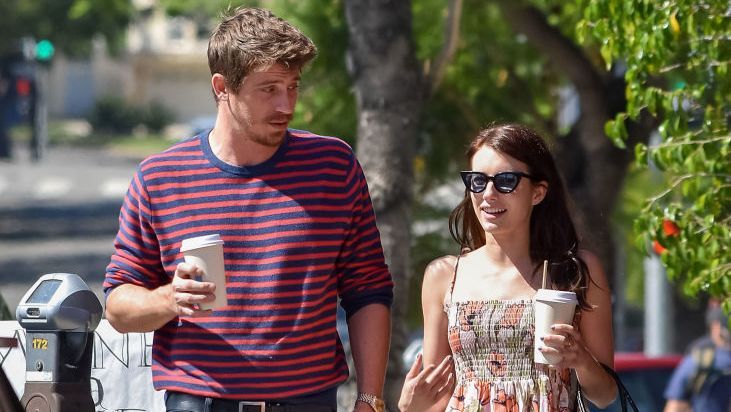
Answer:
[{"xmin": 34, "ymin": 39, "xmax": 55, "ymax": 63}]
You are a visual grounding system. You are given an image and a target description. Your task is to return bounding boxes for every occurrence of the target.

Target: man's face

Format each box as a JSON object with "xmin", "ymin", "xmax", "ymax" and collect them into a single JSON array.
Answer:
[{"xmin": 225, "ymin": 63, "xmax": 300, "ymax": 147}]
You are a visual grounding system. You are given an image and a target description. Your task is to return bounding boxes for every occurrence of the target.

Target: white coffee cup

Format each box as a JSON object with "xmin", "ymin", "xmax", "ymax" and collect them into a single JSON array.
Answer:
[
  {"xmin": 180, "ymin": 234, "xmax": 227, "ymax": 310},
  {"xmin": 534, "ymin": 289, "xmax": 578, "ymax": 365}
]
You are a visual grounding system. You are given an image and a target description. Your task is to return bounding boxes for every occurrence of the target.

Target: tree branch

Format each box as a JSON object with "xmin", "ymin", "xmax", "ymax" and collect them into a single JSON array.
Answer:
[
  {"xmin": 426, "ymin": 0, "xmax": 463, "ymax": 96},
  {"xmin": 494, "ymin": 1, "xmax": 605, "ymax": 109}
]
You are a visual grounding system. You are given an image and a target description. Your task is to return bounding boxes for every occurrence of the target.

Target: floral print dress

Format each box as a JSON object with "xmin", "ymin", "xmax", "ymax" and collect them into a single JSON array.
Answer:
[{"xmin": 444, "ymin": 298, "xmax": 579, "ymax": 412}]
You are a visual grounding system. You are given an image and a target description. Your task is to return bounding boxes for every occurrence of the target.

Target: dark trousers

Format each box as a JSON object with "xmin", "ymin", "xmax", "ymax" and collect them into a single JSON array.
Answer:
[{"xmin": 165, "ymin": 391, "xmax": 336, "ymax": 412}]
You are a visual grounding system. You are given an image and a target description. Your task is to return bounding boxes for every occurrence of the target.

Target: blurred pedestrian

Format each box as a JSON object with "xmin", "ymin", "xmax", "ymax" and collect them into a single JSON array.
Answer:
[
  {"xmin": 103, "ymin": 7, "xmax": 392, "ymax": 412},
  {"xmin": 0, "ymin": 64, "xmax": 13, "ymax": 159},
  {"xmin": 663, "ymin": 303, "xmax": 731, "ymax": 412}
]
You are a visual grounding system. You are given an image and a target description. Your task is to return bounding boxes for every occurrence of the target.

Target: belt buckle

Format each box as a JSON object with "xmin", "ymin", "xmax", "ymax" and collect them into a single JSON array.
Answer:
[{"xmin": 239, "ymin": 401, "xmax": 266, "ymax": 412}]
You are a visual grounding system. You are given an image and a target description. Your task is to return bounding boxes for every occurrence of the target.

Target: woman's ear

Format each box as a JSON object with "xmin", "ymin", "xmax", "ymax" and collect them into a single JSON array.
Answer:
[
  {"xmin": 211, "ymin": 73, "xmax": 228, "ymax": 101},
  {"xmin": 532, "ymin": 182, "xmax": 548, "ymax": 206}
]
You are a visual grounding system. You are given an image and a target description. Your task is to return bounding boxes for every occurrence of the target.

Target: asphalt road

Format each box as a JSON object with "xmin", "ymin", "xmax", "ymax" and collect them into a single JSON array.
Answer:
[{"xmin": 0, "ymin": 145, "xmax": 140, "ymax": 313}]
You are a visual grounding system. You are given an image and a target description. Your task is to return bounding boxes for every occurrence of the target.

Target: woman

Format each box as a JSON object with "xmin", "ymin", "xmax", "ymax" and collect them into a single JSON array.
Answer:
[{"xmin": 403, "ymin": 124, "xmax": 617, "ymax": 411}]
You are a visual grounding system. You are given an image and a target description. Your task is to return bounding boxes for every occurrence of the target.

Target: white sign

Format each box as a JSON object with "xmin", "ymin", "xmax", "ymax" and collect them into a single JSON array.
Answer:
[{"xmin": 0, "ymin": 320, "xmax": 165, "ymax": 411}]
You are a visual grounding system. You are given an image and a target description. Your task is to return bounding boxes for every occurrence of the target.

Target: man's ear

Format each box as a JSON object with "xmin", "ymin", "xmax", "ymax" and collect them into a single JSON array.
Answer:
[
  {"xmin": 532, "ymin": 182, "xmax": 548, "ymax": 206},
  {"xmin": 211, "ymin": 73, "xmax": 228, "ymax": 101}
]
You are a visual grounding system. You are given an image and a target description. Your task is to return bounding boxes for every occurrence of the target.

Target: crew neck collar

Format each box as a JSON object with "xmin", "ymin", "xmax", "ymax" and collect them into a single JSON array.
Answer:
[{"xmin": 200, "ymin": 129, "xmax": 290, "ymax": 176}]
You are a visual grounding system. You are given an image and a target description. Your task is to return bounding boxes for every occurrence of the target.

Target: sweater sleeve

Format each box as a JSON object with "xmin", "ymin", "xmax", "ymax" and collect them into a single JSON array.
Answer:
[
  {"xmin": 103, "ymin": 166, "xmax": 166, "ymax": 297},
  {"xmin": 336, "ymin": 155, "xmax": 393, "ymax": 318}
]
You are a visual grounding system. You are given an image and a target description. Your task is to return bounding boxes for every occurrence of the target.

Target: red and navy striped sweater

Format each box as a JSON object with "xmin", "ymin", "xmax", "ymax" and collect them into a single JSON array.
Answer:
[{"xmin": 104, "ymin": 129, "xmax": 393, "ymax": 399}]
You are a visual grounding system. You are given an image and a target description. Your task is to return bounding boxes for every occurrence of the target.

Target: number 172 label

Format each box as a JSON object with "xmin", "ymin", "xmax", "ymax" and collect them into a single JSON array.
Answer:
[{"xmin": 32, "ymin": 337, "xmax": 48, "ymax": 350}]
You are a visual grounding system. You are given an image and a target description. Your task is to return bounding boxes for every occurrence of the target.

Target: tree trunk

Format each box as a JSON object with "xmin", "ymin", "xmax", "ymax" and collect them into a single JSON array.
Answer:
[{"xmin": 343, "ymin": 0, "xmax": 424, "ymax": 408}]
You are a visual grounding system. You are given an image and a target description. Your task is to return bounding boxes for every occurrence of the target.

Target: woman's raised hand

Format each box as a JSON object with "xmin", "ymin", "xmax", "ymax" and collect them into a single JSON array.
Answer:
[{"xmin": 398, "ymin": 353, "xmax": 454, "ymax": 412}]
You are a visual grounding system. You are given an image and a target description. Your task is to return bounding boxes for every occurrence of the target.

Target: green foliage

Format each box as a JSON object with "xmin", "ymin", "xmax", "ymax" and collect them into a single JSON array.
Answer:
[
  {"xmin": 611, "ymin": 165, "xmax": 665, "ymax": 304},
  {"xmin": 0, "ymin": 0, "xmax": 134, "ymax": 57},
  {"xmin": 88, "ymin": 97, "xmax": 176, "ymax": 135},
  {"xmin": 582, "ymin": 0, "xmax": 731, "ymax": 309},
  {"xmin": 271, "ymin": 0, "xmax": 357, "ymax": 143},
  {"xmin": 159, "ymin": 0, "xmax": 258, "ymax": 34},
  {"xmin": 88, "ymin": 96, "xmax": 140, "ymax": 134},
  {"xmin": 142, "ymin": 100, "xmax": 177, "ymax": 133},
  {"xmin": 415, "ymin": 1, "xmax": 561, "ymax": 188}
]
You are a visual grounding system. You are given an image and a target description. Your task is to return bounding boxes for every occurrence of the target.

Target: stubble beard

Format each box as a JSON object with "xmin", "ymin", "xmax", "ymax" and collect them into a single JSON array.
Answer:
[{"xmin": 250, "ymin": 129, "xmax": 287, "ymax": 148}]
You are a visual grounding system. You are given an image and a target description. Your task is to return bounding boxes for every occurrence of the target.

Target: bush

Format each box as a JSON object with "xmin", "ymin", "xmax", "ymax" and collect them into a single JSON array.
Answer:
[
  {"xmin": 88, "ymin": 97, "xmax": 176, "ymax": 135},
  {"xmin": 141, "ymin": 100, "xmax": 176, "ymax": 133},
  {"xmin": 88, "ymin": 96, "xmax": 142, "ymax": 134}
]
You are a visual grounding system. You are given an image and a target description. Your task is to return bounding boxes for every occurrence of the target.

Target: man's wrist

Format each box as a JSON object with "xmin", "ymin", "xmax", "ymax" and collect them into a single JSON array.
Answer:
[{"xmin": 356, "ymin": 392, "xmax": 385, "ymax": 412}]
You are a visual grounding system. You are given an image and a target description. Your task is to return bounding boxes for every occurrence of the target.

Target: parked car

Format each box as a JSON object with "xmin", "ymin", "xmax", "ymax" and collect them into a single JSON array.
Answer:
[{"xmin": 401, "ymin": 336, "xmax": 682, "ymax": 411}]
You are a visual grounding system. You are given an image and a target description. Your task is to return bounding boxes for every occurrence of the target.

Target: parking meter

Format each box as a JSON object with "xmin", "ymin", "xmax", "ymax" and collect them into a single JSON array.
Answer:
[{"xmin": 15, "ymin": 273, "xmax": 102, "ymax": 412}]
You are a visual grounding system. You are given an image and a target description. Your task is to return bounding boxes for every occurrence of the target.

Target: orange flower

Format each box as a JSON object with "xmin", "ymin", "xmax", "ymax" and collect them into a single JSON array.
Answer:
[
  {"xmin": 663, "ymin": 219, "xmax": 680, "ymax": 236},
  {"xmin": 499, "ymin": 303, "xmax": 525, "ymax": 328},
  {"xmin": 492, "ymin": 389, "xmax": 519, "ymax": 412},
  {"xmin": 487, "ymin": 352, "xmax": 507, "ymax": 377},
  {"xmin": 652, "ymin": 239, "xmax": 667, "ymax": 255},
  {"xmin": 459, "ymin": 302, "xmax": 483, "ymax": 331},
  {"xmin": 448, "ymin": 326, "xmax": 463, "ymax": 352}
]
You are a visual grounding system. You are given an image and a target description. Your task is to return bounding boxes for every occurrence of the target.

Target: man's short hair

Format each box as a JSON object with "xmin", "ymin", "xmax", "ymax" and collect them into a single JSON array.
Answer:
[
  {"xmin": 707, "ymin": 306, "xmax": 729, "ymax": 328},
  {"xmin": 207, "ymin": 7, "xmax": 317, "ymax": 98}
]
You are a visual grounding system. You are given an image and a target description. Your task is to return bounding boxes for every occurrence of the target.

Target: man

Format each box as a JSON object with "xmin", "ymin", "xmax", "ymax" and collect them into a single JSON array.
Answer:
[
  {"xmin": 664, "ymin": 304, "xmax": 731, "ymax": 412},
  {"xmin": 104, "ymin": 7, "xmax": 392, "ymax": 412}
]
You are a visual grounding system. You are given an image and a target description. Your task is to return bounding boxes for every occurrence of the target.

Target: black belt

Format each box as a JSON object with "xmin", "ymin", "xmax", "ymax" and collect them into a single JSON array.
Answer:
[{"xmin": 165, "ymin": 391, "xmax": 336, "ymax": 412}]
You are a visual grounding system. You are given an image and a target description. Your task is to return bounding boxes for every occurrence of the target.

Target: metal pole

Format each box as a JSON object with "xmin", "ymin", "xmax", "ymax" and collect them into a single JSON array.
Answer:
[
  {"xmin": 31, "ymin": 65, "xmax": 48, "ymax": 162},
  {"xmin": 644, "ymin": 253, "xmax": 674, "ymax": 355}
]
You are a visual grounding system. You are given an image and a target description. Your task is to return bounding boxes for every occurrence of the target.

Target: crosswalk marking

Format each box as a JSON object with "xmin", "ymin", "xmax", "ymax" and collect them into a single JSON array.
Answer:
[
  {"xmin": 0, "ymin": 176, "xmax": 131, "ymax": 202},
  {"xmin": 34, "ymin": 177, "xmax": 73, "ymax": 199},
  {"xmin": 101, "ymin": 178, "xmax": 131, "ymax": 199}
]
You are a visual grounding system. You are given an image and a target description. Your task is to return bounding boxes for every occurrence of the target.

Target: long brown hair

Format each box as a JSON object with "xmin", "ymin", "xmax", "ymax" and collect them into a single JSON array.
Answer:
[{"xmin": 449, "ymin": 123, "xmax": 592, "ymax": 310}]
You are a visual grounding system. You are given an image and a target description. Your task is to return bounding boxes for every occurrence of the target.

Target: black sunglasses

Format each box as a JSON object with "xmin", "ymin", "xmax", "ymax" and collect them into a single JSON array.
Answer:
[{"xmin": 460, "ymin": 171, "xmax": 535, "ymax": 194}]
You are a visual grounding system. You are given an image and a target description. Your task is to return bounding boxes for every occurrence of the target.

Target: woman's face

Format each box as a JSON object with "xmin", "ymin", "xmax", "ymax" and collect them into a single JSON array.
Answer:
[{"xmin": 468, "ymin": 146, "xmax": 546, "ymax": 237}]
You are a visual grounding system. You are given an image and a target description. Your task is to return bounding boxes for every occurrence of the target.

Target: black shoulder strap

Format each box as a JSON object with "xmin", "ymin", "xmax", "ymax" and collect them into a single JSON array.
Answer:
[{"xmin": 576, "ymin": 362, "xmax": 639, "ymax": 412}]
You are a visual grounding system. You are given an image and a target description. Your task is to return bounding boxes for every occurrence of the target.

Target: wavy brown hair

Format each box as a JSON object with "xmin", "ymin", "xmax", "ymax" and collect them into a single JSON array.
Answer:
[
  {"xmin": 208, "ymin": 7, "xmax": 317, "ymax": 101},
  {"xmin": 449, "ymin": 123, "xmax": 593, "ymax": 310}
]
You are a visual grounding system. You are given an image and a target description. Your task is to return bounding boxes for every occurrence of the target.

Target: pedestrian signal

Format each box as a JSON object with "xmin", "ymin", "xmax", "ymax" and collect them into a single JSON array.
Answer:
[{"xmin": 35, "ymin": 39, "xmax": 55, "ymax": 62}]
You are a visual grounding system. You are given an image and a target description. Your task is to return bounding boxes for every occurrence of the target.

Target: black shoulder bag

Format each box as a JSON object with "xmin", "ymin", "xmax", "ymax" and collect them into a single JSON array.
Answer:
[{"xmin": 576, "ymin": 363, "xmax": 639, "ymax": 412}]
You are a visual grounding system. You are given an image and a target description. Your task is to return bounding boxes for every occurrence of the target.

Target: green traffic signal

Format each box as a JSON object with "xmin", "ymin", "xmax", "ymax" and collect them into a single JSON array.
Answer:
[{"xmin": 35, "ymin": 39, "xmax": 55, "ymax": 62}]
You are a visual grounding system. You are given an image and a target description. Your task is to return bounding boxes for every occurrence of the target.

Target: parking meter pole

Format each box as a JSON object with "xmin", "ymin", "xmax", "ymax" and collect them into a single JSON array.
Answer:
[{"xmin": 16, "ymin": 273, "xmax": 102, "ymax": 412}]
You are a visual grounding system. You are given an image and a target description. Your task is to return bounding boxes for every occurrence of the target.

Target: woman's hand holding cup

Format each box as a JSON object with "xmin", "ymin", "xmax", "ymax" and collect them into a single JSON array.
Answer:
[{"xmin": 538, "ymin": 323, "xmax": 592, "ymax": 370}]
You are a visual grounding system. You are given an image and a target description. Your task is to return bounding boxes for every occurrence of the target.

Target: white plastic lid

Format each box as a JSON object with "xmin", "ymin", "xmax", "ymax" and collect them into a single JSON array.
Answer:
[
  {"xmin": 534, "ymin": 289, "xmax": 578, "ymax": 304},
  {"xmin": 180, "ymin": 234, "xmax": 224, "ymax": 252}
]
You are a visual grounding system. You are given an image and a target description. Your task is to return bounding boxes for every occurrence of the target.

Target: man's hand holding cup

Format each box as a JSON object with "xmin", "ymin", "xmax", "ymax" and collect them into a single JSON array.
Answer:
[{"xmin": 170, "ymin": 262, "xmax": 217, "ymax": 317}]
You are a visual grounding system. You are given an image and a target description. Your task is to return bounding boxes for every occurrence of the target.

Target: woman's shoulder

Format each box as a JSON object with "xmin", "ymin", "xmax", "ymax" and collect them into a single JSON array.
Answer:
[{"xmin": 422, "ymin": 255, "xmax": 458, "ymax": 288}]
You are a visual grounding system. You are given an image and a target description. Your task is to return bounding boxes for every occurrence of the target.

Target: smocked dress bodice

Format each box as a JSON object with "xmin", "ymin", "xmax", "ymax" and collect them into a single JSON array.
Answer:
[{"xmin": 444, "ymin": 298, "xmax": 578, "ymax": 412}]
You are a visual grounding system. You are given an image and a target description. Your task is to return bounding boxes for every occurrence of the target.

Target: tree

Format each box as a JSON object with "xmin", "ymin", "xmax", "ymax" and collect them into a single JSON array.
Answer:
[
  {"xmin": 342, "ymin": 0, "xmax": 421, "ymax": 405},
  {"xmin": 0, "ymin": 0, "xmax": 134, "ymax": 57},
  {"xmin": 581, "ymin": 0, "xmax": 731, "ymax": 312}
]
